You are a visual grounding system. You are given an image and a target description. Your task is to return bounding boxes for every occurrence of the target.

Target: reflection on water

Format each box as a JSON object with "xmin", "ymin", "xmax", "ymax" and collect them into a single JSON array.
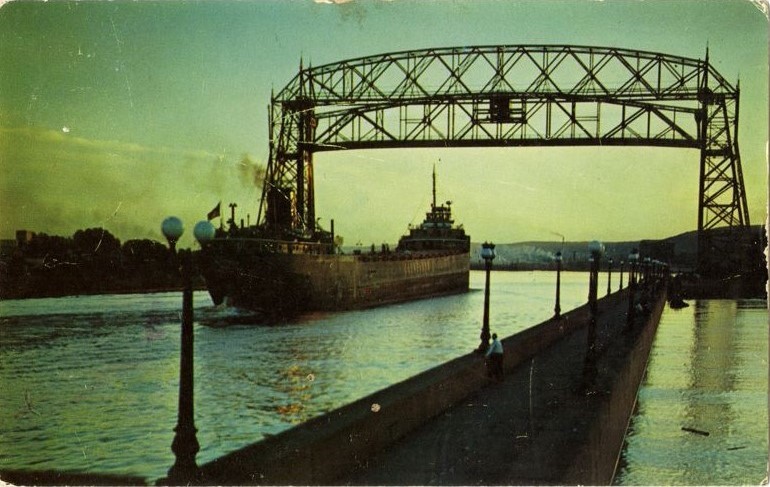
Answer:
[
  {"xmin": 0, "ymin": 271, "xmax": 589, "ymax": 482},
  {"xmin": 615, "ymin": 299, "xmax": 768, "ymax": 485},
  {"xmin": 4, "ymin": 273, "xmax": 764, "ymax": 484}
]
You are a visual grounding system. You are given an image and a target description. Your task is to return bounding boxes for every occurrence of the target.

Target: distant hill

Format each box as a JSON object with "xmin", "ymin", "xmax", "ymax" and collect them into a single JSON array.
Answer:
[
  {"xmin": 470, "ymin": 225, "xmax": 765, "ymax": 271},
  {"xmin": 469, "ymin": 240, "xmax": 643, "ymax": 270}
]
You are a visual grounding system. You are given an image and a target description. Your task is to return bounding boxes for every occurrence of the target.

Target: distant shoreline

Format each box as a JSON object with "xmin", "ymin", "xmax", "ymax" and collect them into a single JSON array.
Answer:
[
  {"xmin": 3, "ymin": 271, "xmax": 765, "ymax": 302},
  {"xmin": 0, "ymin": 285, "xmax": 208, "ymax": 302}
]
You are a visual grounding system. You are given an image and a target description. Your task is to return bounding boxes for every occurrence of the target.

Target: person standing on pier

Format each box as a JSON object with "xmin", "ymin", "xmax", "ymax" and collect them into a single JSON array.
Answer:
[{"xmin": 486, "ymin": 333, "xmax": 504, "ymax": 381}]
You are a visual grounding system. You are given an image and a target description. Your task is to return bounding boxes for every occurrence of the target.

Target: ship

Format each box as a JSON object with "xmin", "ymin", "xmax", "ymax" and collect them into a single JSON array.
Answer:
[{"xmin": 197, "ymin": 168, "xmax": 471, "ymax": 318}]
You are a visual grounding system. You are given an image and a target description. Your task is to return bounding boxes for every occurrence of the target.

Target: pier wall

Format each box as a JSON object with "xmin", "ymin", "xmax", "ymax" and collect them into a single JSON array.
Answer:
[
  {"xmin": 198, "ymin": 295, "xmax": 627, "ymax": 485},
  {"xmin": 561, "ymin": 291, "xmax": 666, "ymax": 484}
]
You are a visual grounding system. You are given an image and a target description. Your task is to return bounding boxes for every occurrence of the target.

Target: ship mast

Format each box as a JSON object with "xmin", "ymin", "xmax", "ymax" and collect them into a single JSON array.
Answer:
[{"xmin": 432, "ymin": 163, "xmax": 437, "ymax": 210}]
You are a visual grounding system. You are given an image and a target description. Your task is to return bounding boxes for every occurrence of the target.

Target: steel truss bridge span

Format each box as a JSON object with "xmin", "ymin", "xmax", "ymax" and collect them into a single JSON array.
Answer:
[{"xmin": 261, "ymin": 45, "xmax": 750, "ymax": 271}]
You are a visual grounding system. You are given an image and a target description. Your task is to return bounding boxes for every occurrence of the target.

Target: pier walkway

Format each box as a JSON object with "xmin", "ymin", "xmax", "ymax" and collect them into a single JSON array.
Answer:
[{"xmin": 335, "ymin": 291, "xmax": 664, "ymax": 485}]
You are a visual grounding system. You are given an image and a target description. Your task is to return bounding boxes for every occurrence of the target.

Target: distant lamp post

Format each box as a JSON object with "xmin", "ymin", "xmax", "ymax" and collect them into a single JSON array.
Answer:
[
  {"xmin": 619, "ymin": 261, "xmax": 625, "ymax": 291},
  {"xmin": 626, "ymin": 249, "xmax": 640, "ymax": 330},
  {"xmin": 554, "ymin": 251, "xmax": 563, "ymax": 319},
  {"xmin": 477, "ymin": 242, "xmax": 496, "ymax": 353},
  {"xmin": 583, "ymin": 240, "xmax": 603, "ymax": 390},
  {"xmin": 606, "ymin": 258, "xmax": 613, "ymax": 296},
  {"xmin": 161, "ymin": 217, "xmax": 215, "ymax": 486},
  {"xmin": 643, "ymin": 257, "xmax": 651, "ymax": 285}
]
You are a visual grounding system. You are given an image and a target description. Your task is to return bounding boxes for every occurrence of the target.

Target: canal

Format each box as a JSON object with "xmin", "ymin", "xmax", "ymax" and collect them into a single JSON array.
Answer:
[
  {"xmin": 615, "ymin": 298, "xmax": 768, "ymax": 485},
  {"xmin": 0, "ymin": 271, "xmax": 766, "ymax": 484}
]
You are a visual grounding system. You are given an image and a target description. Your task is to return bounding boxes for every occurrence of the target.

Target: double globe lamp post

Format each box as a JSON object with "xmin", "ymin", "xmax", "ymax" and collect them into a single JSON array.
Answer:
[
  {"xmin": 160, "ymin": 216, "xmax": 216, "ymax": 486},
  {"xmin": 477, "ymin": 242, "xmax": 496, "ymax": 353}
]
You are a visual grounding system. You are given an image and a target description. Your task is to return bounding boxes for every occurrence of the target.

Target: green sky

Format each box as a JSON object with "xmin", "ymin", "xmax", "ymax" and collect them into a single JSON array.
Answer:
[{"xmin": 0, "ymin": 0, "xmax": 767, "ymax": 247}]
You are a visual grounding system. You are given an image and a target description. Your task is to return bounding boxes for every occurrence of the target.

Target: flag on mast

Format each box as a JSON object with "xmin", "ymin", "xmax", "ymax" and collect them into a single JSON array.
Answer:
[{"xmin": 207, "ymin": 202, "xmax": 221, "ymax": 221}]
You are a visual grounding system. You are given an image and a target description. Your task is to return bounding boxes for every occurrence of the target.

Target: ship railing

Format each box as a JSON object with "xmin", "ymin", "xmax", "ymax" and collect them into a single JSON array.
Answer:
[
  {"xmin": 359, "ymin": 248, "xmax": 468, "ymax": 262},
  {"xmin": 209, "ymin": 237, "xmax": 335, "ymax": 255}
]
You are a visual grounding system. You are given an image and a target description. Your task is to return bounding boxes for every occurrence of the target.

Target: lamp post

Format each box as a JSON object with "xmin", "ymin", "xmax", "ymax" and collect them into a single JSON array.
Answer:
[
  {"xmin": 161, "ymin": 217, "xmax": 215, "ymax": 486},
  {"xmin": 643, "ymin": 257, "xmax": 651, "ymax": 286},
  {"xmin": 554, "ymin": 251, "xmax": 562, "ymax": 319},
  {"xmin": 477, "ymin": 242, "xmax": 496, "ymax": 353},
  {"xmin": 626, "ymin": 249, "xmax": 639, "ymax": 330},
  {"xmin": 606, "ymin": 258, "xmax": 613, "ymax": 296},
  {"xmin": 618, "ymin": 260, "xmax": 624, "ymax": 291},
  {"xmin": 583, "ymin": 240, "xmax": 603, "ymax": 390}
]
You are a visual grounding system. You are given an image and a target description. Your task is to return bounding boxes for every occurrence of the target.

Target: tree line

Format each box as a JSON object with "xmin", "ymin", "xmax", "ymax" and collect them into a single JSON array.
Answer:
[{"xmin": 0, "ymin": 228, "xmax": 197, "ymax": 300}]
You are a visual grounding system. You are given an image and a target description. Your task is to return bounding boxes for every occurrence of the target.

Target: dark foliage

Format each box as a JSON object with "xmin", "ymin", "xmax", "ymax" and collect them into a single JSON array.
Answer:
[{"xmin": 0, "ymin": 228, "xmax": 188, "ymax": 299}]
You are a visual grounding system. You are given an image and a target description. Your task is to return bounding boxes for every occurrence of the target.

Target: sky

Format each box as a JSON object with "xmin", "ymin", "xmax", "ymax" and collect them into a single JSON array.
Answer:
[{"xmin": 0, "ymin": 0, "xmax": 767, "ymax": 247}]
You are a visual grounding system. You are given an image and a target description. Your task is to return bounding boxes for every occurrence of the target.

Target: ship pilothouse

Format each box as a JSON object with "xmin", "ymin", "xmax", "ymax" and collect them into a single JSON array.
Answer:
[{"xmin": 397, "ymin": 167, "xmax": 470, "ymax": 253}]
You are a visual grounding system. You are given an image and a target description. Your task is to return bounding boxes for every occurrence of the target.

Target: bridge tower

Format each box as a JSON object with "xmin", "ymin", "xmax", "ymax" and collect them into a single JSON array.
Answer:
[
  {"xmin": 261, "ymin": 62, "xmax": 318, "ymax": 238},
  {"xmin": 697, "ymin": 49, "xmax": 752, "ymax": 275}
]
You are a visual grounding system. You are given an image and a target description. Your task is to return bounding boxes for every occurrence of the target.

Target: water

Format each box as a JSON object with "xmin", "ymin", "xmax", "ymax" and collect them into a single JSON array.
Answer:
[
  {"xmin": 0, "ymin": 270, "xmax": 589, "ymax": 482},
  {"xmin": 615, "ymin": 299, "xmax": 768, "ymax": 485},
  {"xmin": 2, "ymin": 273, "xmax": 766, "ymax": 484}
]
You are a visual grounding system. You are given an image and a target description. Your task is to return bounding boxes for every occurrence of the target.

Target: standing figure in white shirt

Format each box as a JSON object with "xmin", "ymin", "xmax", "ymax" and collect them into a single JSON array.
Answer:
[{"xmin": 485, "ymin": 333, "xmax": 504, "ymax": 381}]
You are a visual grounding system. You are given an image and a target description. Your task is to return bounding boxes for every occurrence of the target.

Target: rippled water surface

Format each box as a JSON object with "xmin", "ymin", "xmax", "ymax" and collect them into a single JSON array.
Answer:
[
  {"xmin": 615, "ymin": 299, "xmax": 768, "ymax": 485},
  {"xmin": 1, "ymin": 270, "xmax": 590, "ymax": 482},
  {"xmin": 3, "ymin": 273, "xmax": 766, "ymax": 484}
]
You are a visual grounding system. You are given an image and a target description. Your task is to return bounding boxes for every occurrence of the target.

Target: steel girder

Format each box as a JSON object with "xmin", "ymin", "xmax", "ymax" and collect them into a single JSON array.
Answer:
[{"xmin": 261, "ymin": 45, "xmax": 749, "ymax": 260}]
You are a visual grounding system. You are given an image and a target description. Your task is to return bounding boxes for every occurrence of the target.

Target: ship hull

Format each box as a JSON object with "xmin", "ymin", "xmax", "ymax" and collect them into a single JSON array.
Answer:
[{"xmin": 199, "ymin": 246, "xmax": 469, "ymax": 317}]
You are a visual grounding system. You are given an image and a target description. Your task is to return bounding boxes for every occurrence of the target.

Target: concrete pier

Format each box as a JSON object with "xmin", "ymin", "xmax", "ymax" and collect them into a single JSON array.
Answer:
[
  {"xmin": 340, "ymin": 291, "xmax": 665, "ymax": 485},
  {"xmin": 197, "ymin": 285, "xmax": 666, "ymax": 485}
]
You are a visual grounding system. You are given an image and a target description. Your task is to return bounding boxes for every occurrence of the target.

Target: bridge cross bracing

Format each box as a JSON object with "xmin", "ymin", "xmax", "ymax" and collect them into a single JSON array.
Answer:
[{"xmin": 259, "ymin": 45, "xmax": 750, "ymax": 271}]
